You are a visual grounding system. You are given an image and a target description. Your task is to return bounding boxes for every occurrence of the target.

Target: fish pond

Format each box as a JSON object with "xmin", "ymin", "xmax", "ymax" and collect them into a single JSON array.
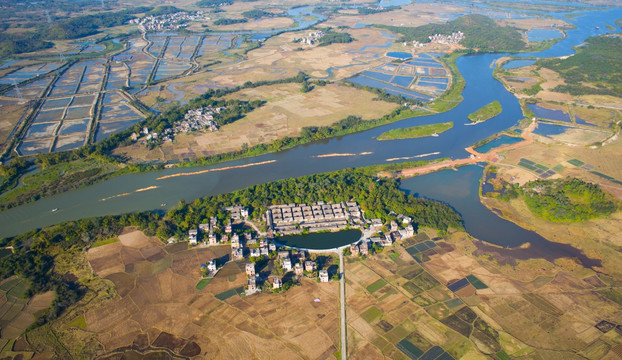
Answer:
[{"xmin": 276, "ymin": 229, "xmax": 362, "ymax": 250}]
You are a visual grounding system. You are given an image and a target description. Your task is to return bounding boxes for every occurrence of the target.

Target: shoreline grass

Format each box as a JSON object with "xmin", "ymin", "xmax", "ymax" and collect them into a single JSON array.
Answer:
[
  {"xmin": 377, "ymin": 122, "xmax": 453, "ymax": 140},
  {"xmin": 468, "ymin": 100, "xmax": 502, "ymax": 123}
]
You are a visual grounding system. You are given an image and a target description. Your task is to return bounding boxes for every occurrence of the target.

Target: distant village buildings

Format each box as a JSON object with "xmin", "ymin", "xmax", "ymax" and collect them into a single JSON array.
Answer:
[
  {"xmin": 131, "ymin": 11, "xmax": 209, "ymax": 32},
  {"xmin": 297, "ymin": 30, "xmax": 324, "ymax": 45},
  {"xmin": 409, "ymin": 31, "xmax": 464, "ymax": 48},
  {"xmin": 133, "ymin": 106, "xmax": 223, "ymax": 144}
]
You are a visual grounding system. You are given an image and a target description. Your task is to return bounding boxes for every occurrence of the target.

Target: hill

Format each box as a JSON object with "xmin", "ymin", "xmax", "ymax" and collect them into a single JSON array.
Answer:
[
  {"xmin": 539, "ymin": 36, "xmax": 622, "ymax": 96},
  {"xmin": 378, "ymin": 14, "xmax": 526, "ymax": 53}
]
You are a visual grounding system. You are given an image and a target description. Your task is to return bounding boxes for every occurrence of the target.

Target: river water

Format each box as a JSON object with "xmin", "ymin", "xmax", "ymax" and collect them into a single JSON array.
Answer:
[{"xmin": 0, "ymin": 6, "xmax": 620, "ymax": 256}]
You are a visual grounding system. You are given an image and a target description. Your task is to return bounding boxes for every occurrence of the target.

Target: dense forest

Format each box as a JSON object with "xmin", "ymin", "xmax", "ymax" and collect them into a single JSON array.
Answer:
[
  {"xmin": 318, "ymin": 29, "xmax": 354, "ymax": 46},
  {"xmin": 539, "ymin": 36, "xmax": 622, "ymax": 96},
  {"xmin": 523, "ymin": 178, "xmax": 617, "ymax": 222},
  {"xmin": 44, "ymin": 7, "xmax": 150, "ymax": 40},
  {"xmin": 0, "ymin": 33, "xmax": 53, "ymax": 59},
  {"xmin": 242, "ymin": 9, "xmax": 272, "ymax": 19},
  {"xmin": 196, "ymin": 0, "xmax": 233, "ymax": 7},
  {"xmin": 378, "ymin": 14, "xmax": 526, "ymax": 53}
]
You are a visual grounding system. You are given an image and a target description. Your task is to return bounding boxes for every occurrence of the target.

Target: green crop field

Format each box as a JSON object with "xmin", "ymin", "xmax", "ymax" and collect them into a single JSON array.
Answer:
[
  {"xmin": 361, "ymin": 306, "xmax": 382, "ymax": 323},
  {"xmin": 196, "ymin": 278, "xmax": 212, "ymax": 290},
  {"xmin": 366, "ymin": 279, "xmax": 388, "ymax": 293}
]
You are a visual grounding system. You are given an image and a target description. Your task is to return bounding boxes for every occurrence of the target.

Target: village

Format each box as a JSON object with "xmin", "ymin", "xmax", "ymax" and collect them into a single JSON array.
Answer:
[
  {"xmin": 187, "ymin": 201, "xmax": 416, "ymax": 295},
  {"xmin": 130, "ymin": 11, "xmax": 209, "ymax": 32},
  {"xmin": 131, "ymin": 105, "xmax": 222, "ymax": 144},
  {"xmin": 295, "ymin": 30, "xmax": 325, "ymax": 45},
  {"xmin": 411, "ymin": 31, "xmax": 464, "ymax": 48}
]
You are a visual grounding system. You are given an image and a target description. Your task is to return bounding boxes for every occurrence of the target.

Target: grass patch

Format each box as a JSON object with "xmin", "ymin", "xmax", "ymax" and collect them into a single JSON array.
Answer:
[
  {"xmin": 91, "ymin": 237, "xmax": 119, "ymax": 248},
  {"xmin": 412, "ymin": 272, "xmax": 440, "ymax": 291},
  {"xmin": 568, "ymin": 158, "xmax": 585, "ymax": 167},
  {"xmin": 465, "ymin": 274, "xmax": 488, "ymax": 290},
  {"xmin": 403, "ymin": 281, "xmax": 424, "ymax": 297},
  {"xmin": 444, "ymin": 298, "xmax": 464, "ymax": 309},
  {"xmin": 366, "ymin": 279, "xmax": 388, "ymax": 293},
  {"xmin": 377, "ymin": 122, "xmax": 453, "ymax": 140},
  {"xmin": 596, "ymin": 288, "xmax": 622, "ymax": 306},
  {"xmin": 388, "ymin": 251, "xmax": 400, "ymax": 261},
  {"xmin": 468, "ymin": 100, "xmax": 502, "ymax": 122},
  {"xmin": 496, "ymin": 350, "xmax": 511, "ymax": 360},
  {"xmin": 361, "ymin": 306, "xmax": 383, "ymax": 323},
  {"xmin": 67, "ymin": 315, "xmax": 87, "ymax": 330},
  {"xmin": 214, "ymin": 286, "xmax": 244, "ymax": 301},
  {"xmin": 427, "ymin": 52, "xmax": 465, "ymax": 113},
  {"xmin": 196, "ymin": 278, "xmax": 212, "ymax": 290}
]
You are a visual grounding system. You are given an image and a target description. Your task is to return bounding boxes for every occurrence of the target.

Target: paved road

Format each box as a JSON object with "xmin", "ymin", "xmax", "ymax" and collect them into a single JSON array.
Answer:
[{"xmin": 339, "ymin": 252, "xmax": 346, "ymax": 360}]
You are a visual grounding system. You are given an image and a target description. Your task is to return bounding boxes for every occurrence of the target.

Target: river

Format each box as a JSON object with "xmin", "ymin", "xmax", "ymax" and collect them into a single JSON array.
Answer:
[{"xmin": 0, "ymin": 6, "xmax": 620, "ymax": 250}]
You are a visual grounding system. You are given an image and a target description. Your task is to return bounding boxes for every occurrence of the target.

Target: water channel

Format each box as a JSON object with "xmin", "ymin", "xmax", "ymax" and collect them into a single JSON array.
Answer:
[{"xmin": 0, "ymin": 6, "xmax": 620, "ymax": 265}]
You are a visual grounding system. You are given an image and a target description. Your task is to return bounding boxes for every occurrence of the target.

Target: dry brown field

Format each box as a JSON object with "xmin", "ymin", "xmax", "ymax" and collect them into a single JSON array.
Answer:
[
  {"xmin": 0, "ymin": 102, "xmax": 29, "ymax": 146},
  {"xmin": 117, "ymin": 83, "xmax": 398, "ymax": 162},
  {"xmin": 17, "ymin": 230, "xmax": 340, "ymax": 359},
  {"xmin": 497, "ymin": 17, "xmax": 570, "ymax": 31},
  {"xmin": 323, "ymin": 3, "xmax": 468, "ymax": 29}
]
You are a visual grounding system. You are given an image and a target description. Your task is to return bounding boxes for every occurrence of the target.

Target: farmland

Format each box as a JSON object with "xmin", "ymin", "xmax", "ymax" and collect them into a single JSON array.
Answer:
[
  {"xmin": 16, "ymin": 229, "xmax": 340, "ymax": 358},
  {"xmin": 114, "ymin": 83, "xmax": 398, "ymax": 162},
  {"xmin": 345, "ymin": 228, "xmax": 622, "ymax": 359}
]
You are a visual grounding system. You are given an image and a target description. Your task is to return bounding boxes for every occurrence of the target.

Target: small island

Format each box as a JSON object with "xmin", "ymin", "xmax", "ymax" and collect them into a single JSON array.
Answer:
[
  {"xmin": 468, "ymin": 100, "xmax": 502, "ymax": 122},
  {"xmin": 377, "ymin": 122, "xmax": 453, "ymax": 140}
]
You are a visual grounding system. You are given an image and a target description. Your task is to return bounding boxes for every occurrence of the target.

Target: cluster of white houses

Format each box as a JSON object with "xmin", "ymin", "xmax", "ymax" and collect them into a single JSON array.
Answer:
[
  {"xmin": 192, "ymin": 202, "xmax": 418, "ymax": 294},
  {"xmin": 245, "ymin": 248, "xmax": 329, "ymax": 295},
  {"xmin": 266, "ymin": 201, "xmax": 363, "ymax": 235},
  {"xmin": 297, "ymin": 30, "xmax": 325, "ymax": 45}
]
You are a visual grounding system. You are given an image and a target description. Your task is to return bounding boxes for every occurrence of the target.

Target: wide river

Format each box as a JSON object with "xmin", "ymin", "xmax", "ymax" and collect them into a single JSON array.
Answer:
[{"xmin": 0, "ymin": 7, "xmax": 620, "ymax": 253}]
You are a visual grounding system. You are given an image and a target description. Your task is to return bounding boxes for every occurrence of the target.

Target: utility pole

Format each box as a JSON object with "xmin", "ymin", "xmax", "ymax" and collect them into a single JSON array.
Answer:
[{"xmin": 12, "ymin": 79, "xmax": 25, "ymax": 104}]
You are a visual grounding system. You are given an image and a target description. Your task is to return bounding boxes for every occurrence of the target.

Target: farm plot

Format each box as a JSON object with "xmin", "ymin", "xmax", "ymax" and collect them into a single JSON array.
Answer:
[
  {"xmin": 5, "ymin": 77, "xmax": 54, "ymax": 99},
  {"xmin": 94, "ymin": 92, "xmax": 144, "ymax": 142},
  {"xmin": 163, "ymin": 36, "xmax": 200, "ymax": 61},
  {"xmin": 81, "ymin": 230, "xmax": 340, "ymax": 359},
  {"xmin": 0, "ymin": 277, "xmax": 55, "ymax": 350},
  {"xmin": 345, "ymin": 249, "xmax": 482, "ymax": 360},
  {"xmin": 114, "ymin": 38, "xmax": 154, "ymax": 88},
  {"xmin": 197, "ymin": 35, "xmax": 235, "ymax": 58},
  {"xmin": 105, "ymin": 63, "xmax": 129, "ymax": 90},
  {"xmin": 17, "ymin": 93, "xmax": 96, "ymax": 155},
  {"xmin": 154, "ymin": 60, "xmax": 191, "ymax": 81},
  {"xmin": 0, "ymin": 62, "xmax": 61, "ymax": 85},
  {"xmin": 351, "ymin": 53, "xmax": 450, "ymax": 101}
]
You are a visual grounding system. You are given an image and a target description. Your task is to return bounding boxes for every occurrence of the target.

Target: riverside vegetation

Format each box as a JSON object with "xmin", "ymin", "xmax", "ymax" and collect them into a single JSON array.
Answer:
[
  {"xmin": 468, "ymin": 101, "xmax": 502, "ymax": 123},
  {"xmin": 483, "ymin": 168, "xmax": 618, "ymax": 222},
  {"xmin": 538, "ymin": 36, "xmax": 622, "ymax": 96},
  {"xmin": 377, "ymin": 122, "xmax": 453, "ymax": 140}
]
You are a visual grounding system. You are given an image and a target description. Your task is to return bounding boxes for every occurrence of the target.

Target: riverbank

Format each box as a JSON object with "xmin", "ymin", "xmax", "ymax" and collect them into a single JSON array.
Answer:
[{"xmin": 387, "ymin": 120, "xmax": 537, "ymax": 179}]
